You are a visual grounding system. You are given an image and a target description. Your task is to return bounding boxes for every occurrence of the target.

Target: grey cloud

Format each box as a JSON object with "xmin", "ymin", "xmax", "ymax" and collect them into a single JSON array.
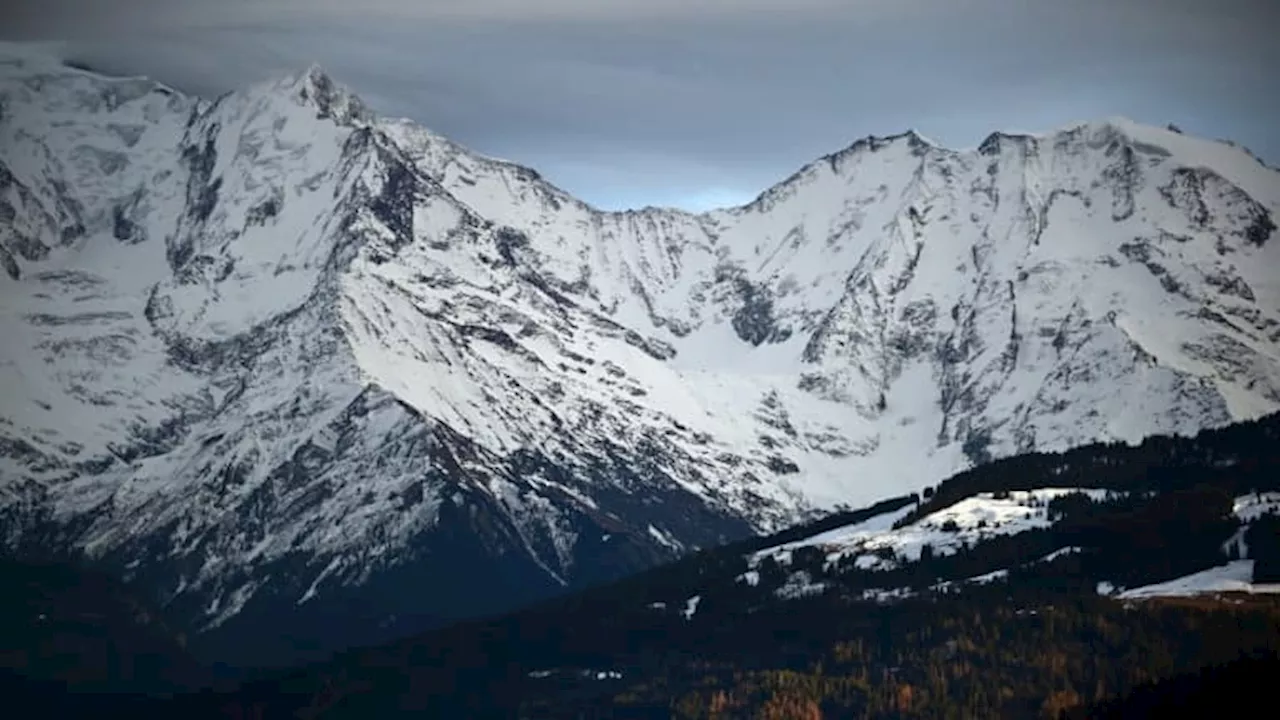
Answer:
[
  {"xmin": 2, "ymin": 0, "xmax": 1277, "ymax": 210},
  {"xmin": 0, "ymin": 0, "xmax": 860, "ymax": 37}
]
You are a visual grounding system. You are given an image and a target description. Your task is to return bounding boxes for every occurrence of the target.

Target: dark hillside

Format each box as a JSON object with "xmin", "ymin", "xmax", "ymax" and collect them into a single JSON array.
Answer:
[{"xmin": 0, "ymin": 558, "xmax": 212, "ymax": 703}]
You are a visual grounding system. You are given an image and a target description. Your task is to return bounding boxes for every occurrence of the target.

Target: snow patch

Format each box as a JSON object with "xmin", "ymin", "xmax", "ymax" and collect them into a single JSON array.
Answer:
[
  {"xmin": 1116, "ymin": 561, "xmax": 1280, "ymax": 599},
  {"xmin": 682, "ymin": 595, "xmax": 701, "ymax": 619},
  {"xmin": 751, "ymin": 489, "xmax": 1112, "ymax": 572}
]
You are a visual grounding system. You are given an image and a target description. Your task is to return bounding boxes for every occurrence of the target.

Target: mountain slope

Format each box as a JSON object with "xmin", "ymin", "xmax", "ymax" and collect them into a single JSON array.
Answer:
[
  {"xmin": 114, "ymin": 412, "xmax": 1280, "ymax": 719},
  {"xmin": 1, "ymin": 44, "xmax": 1279, "ymax": 664},
  {"xmin": 0, "ymin": 557, "xmax": 210, "ymax": 698}
]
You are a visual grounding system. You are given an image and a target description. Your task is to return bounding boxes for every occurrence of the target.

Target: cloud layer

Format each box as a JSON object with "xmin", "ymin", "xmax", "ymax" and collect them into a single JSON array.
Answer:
[{"xmin": 3, "ymin": 0, "xmax": 1276, "ymax": 210}]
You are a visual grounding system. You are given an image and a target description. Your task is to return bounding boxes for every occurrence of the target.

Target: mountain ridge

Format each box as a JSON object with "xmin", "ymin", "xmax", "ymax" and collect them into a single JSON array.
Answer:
[{"xmin": 1, "ymin": 43, "xmax": 1279, "ymax": 665}]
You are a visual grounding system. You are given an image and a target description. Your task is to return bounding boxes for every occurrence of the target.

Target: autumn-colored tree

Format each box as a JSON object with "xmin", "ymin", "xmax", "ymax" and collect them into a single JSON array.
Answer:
[
  {"xmin": 895, "ymin": 683, "xmax": 915, "ymax": 713},
  {"xmin": 673, "ymin": 692, "xmax": 704, "ymax": 718},
  {"xmin": 1041, "ymin": 688, "xmax": 1082, "ymax": 718},
  {"xmin": 832, "ymin": 640, "xmax": 857, "ymax": 663},
  {"xmin": 709, "ymin": 689, "xmax": 731, "ymax": 714},
  {"xmin": 757, "ymin": 692, "xmax": 823, "ymax": 720}
]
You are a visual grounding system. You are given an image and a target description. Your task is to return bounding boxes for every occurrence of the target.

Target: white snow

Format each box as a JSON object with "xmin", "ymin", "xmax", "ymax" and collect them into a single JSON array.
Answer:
[
  {"xmin": 776, "ymin": 571, "xmax": 828, "ymax": 599},
  {"xmin": 931, "ymin": 568, "xmax": 1009, "ymax": 593},
  {"xmin": 750, "ymin": 489, "xmax": 1113, "ymax": 572},
  {"xmin": 527, "ymin": 668, "xmax": 622, "ymax": 680},
  {"xmin": 1109, "ymin": 117, "xmax": 1280, "ymax": 212},
  {"xmin": 1115, "ymin": 561, "xmax": 1280, "ymax": 599},
  {"xmin": 859, "ymin": 586, "xmax": 916, "ymax": 603},
  {"xmin": 1233, "ymin": 492, "xmax": 1280, "ymax": 523},
  {"xmin": 1038, "ymin": 546, "xmax": 1083, "ymax": 563},
  {"xmin": 682, "ymin": 595, "xmax": 701, "ymax": 619},
  {"xmin": 1222, "ymin": 492, "xmax": 1280, "ymax": 559},
  {"xmin": 752, "ymin": 502, "xmax": 918, "ymax": 562},
  {"xmin": 738, "ymin": 492, "xmax": 1113, "ymax": 603},
  {"xmin": 297, "ymin": 556, "xmax": 344, "ymax": 606}
]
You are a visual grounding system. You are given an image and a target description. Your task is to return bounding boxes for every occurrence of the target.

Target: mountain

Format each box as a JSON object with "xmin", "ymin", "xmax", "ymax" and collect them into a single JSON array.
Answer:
[
  {"xmin": 2, "ymin": 43, "xmax": 1279, "ymax": 666},
  {"xmin": 65, "ymin": 412, "xmax": 1280, "ymax": 719}
]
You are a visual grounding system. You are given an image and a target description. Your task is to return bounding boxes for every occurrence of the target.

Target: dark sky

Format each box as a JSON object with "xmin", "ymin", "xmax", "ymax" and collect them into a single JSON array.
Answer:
[{"xmin": 3, "ymin": 0, "xmax": 1277, "ymax": 211}]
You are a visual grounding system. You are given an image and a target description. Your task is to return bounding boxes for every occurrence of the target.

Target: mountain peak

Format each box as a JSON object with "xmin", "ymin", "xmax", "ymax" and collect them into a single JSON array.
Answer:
[
  {"xmin": 286, "ymin": 62, "xmax": 373, "ymax": 126},
  {"xmin": 292, "ymin": 62, "xmax": 330, "ymax": 89},
  {"xmin": 903, "ymin": 128, "xmax": 941, "ymax": 149}
]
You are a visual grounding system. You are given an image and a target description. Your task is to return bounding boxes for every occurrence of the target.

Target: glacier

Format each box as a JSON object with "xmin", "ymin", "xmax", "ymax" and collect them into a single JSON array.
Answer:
[{"xmin": 1, "ymin": 44, "xmax": 1278, "ymax": 664}]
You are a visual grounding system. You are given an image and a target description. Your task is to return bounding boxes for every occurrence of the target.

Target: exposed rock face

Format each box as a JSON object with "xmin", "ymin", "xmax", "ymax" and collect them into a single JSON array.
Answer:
[{"xmin": 1, "ymin": 46, "xmax": 1278, "ymax": 665}]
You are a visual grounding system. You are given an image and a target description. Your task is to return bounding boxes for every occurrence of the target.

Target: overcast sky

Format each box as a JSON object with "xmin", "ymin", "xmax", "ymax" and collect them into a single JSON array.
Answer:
[{"xmin": 2, "ymin": 0, "xmax": 1276, "ymax": 211}]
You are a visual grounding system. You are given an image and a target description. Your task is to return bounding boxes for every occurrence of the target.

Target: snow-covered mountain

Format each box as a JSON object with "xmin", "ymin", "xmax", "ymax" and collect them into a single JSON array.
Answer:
[{"xmin": 1, "ymin": 44, "xmax": 1278, "ymax": 664}]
